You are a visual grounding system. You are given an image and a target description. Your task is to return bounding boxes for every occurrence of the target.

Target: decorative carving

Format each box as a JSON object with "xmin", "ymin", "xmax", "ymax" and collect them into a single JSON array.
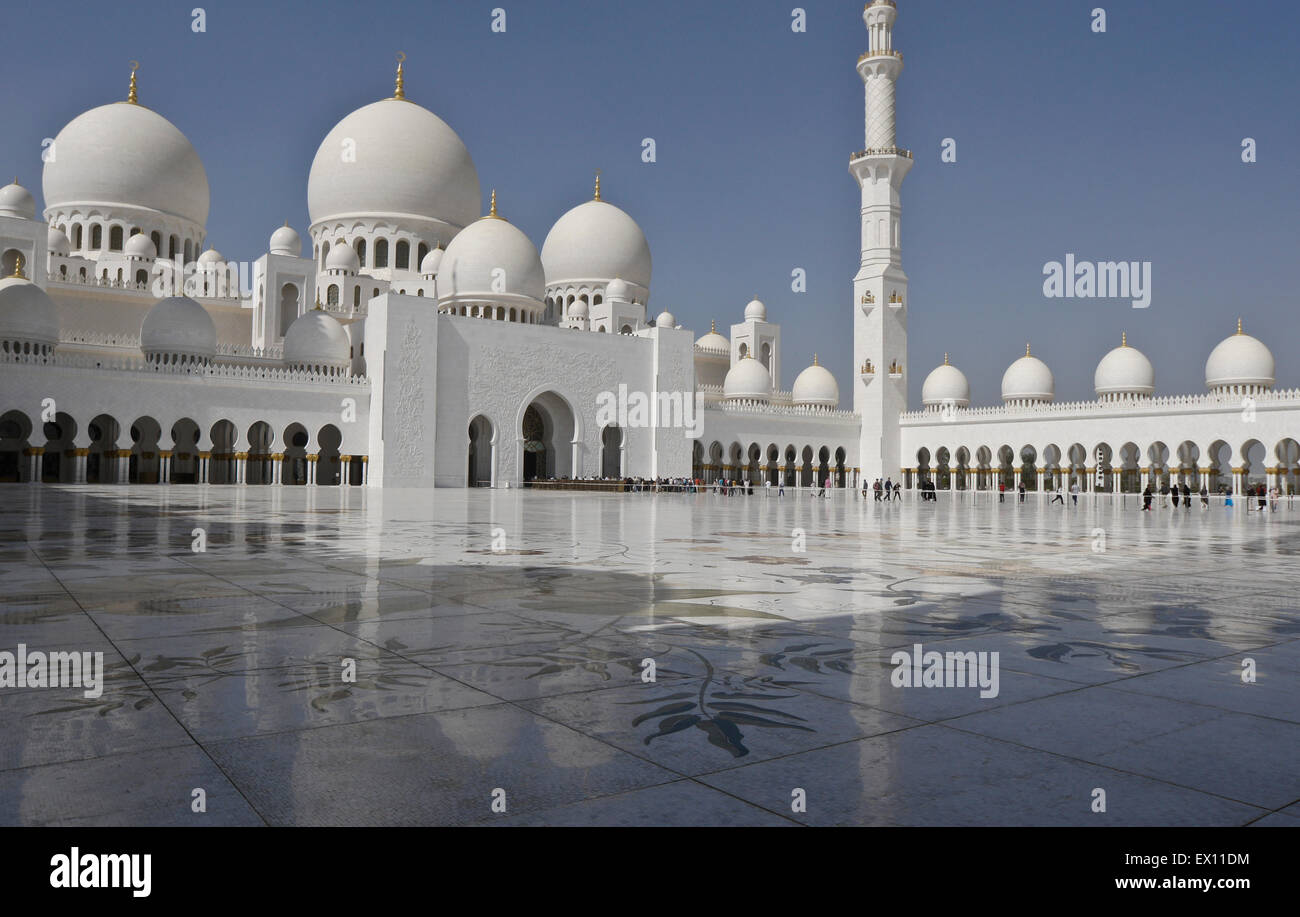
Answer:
[{"xmin": 390, "ymin": 317, "xmax": 426, "ymax": 476}]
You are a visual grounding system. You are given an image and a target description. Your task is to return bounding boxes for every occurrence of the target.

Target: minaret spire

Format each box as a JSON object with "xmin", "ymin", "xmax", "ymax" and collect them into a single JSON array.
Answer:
[
  {"xmin": 593, "ymin": 169, "xmax": 602, "ymax": 201},
  {"xmin": 126, "ymin": 61, "xmax": 139, "ymax": 104},
  {"xmin": 393, "ymin": 52, "xmax": 406, "ymax": 100}
]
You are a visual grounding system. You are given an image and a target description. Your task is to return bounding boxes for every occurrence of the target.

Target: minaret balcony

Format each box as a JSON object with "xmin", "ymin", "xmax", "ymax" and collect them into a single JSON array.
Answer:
[
  {"xmin": 859, "ymin": 291, "xmax": 876, "ymax": 315},
  {"xmin": 887, "ymin": 290, "xmax": 904, "ymax": 310},
  {"xmin": 858, "ymin": 49, "xmax": 903, "ymax": 63},
  {"xmin": 850, "ymin": 148, "xmax": 913, "ymax": 162}
]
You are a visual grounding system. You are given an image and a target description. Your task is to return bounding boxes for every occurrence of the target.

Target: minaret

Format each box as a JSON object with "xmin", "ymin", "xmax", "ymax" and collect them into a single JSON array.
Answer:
[{"xmin": 851, "ymin": 0, "xmax": 912, "ymax": 484}]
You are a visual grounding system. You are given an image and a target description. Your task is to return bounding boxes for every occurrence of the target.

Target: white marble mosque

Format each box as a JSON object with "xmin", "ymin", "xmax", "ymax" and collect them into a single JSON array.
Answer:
[{"xmin": 1, "ymin": 0, "xmax": 1298, "ymax": 497}]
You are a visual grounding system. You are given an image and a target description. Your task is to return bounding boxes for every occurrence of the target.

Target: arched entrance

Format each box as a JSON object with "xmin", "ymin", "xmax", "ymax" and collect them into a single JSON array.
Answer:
[
  {"xmin": 600, "ymin": 424, "xmax": 623, "ymax": 478},
  {"xmin": 520, "ymin": 392, "xmax": 576, "ymax": 483},
  {"xmin": 468, "ymin": 415, "xmax": 494, "ymax": 486}
]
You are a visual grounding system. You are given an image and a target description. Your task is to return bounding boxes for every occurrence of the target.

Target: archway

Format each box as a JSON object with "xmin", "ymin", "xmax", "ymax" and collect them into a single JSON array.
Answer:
[
  {"xmin": 41, "ymin": 412, "xmax": 76, "ymax": 482},
  {"xmin": 1276, "ymin": 438, "xmax": 1300, "ymax": 496},
  {"xmin": 935, "ymin": 447, "xmax": 951, "ymax": 490},
  {"xmin": 247, "ymin": 421, "xmax": 274, "ymax": 484},
  {"xmin": 317, "ymin": 425, "xmax": 342, "ymax": 485},
  {"xmin": 209, "ymin": 420, "xmax": 237, "ymax": 484},
  {"xmin": 0, "ymin": 410, "xmax": 32, "ymax": 482},
  {"xmin": 129, "ymin": 416, "xmax": 162, "ymax": 483},
  {"xmin": 87, "ymin": 414, "xmax": 121, "ymax": 483},
  {"xmin": 1206, "ymin": 440, "xmax": 1231, "ymax": 493},
  {"xmin": 469, "ymin": 415, "xmax": 494, "ymax": 486},
  {"xmin": 1118, "ymin": 442, "xmax": 1141, "ymax": 493},
  {"xmin": 520, "ymin": 392, "xmax": 576, "ymax": 482},
  {"xmin": 1241, "ymin": 439, "xmax": 1267, "ymax": 492},
  {"xmin": 600, "ymin": 424, "xmax": 623, "ymax": 479},
  {"xmin": 975, "ymin": 445, "xmax": 993, "ymax": 490},
  {"xmin": 282, "ymin": 423, "xmax": 309, "ymax": 485},
  {"xmin": 171, "ymin": 418, "xmax": 201, "ymax": 483}
]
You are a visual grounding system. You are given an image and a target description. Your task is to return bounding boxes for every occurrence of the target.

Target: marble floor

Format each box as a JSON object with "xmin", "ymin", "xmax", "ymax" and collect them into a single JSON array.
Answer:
[{"xmin": 1, "ymin": 485, "xmax": 1297, "ymax": 826}]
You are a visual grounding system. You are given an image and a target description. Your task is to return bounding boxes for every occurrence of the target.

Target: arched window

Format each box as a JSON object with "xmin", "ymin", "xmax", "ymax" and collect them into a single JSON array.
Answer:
[
  {"xmin": 169, "ymin": 235, "xmax": 178, "ymax": 259},
  {"xmin": 90, "ymin": 224, "xmax": 103, "ymax": 249},
  {"xmin": 183, "ymin": 239, "xmax": 193, "ymax": 264},
  {"xmin": 593, "ymin": 294, "xmax": 603, "ymax": 305},
  {"xmin": 372, "ymin": 287, "xmax": 379, "ymax": 299},
  {"xmin": 135, "ymin": 269, "xmax": 148, "ymax": 286},
  {"xmin": 72, "ymin": 225, "xmax": 82, "ymax": 249},
  {"xmin": 321, "ymin": 240, "xmax": 330, "ymax": 268},
  {"xmin": 374, "ymin": 239, "xmax": 389, "ymax": 268},
  {"xmin": 417, "ymin": 242, "xmax": 429, "ymax": 268},
  {"xmin": 109, "ymin": 226, "xmax": 124, "ymax": 251},
  {"xmin": 150, "ymin": 231, "xmax": 162, "ymax": 256},
  {"xmin": 395, "ymin": 240, "xmax": 409, "ymax": 269},
  {"xmin": 354, "ymin": 238, "xmax": 366, "ymax": 267},
  {"xmin": 353, "ymin": 286, "xmax": 361, "ymax": 308},
  {"xmin": 327, "ymin": 284, "xmax": 339, "ymax": 307}
]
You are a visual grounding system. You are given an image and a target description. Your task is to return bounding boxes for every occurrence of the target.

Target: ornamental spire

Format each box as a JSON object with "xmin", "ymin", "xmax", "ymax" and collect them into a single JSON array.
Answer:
[
  {"xmin": 594, "ymin": 169, "xmax": 601, "ymax": 201},
  {"xmin": 127, "ymin": 61, "xmax": 139, "ymax": 104},
  {"xmin": 489, "ymin": 189, "xmax": 498, "ymax": 217},
  {"xmin": 1237, "ymin": 317, "xmax": 1243, "ymax": 335},
  {"xmin": 11, "ymin": 254, "xmax": 24, "ymax": 279},
  {"xmin": 1121, "ymin": 332, "xmax": 1127, "ymax": 347},
  {"xmin": 393, "ymin": 52, "xmax": 406, "ymax": 100}
]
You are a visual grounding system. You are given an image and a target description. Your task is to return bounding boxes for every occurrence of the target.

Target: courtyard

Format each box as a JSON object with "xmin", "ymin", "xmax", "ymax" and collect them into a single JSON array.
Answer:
[{"xmin": 1, "ymin": 485, "xmax": 1297, "ymax": 826}]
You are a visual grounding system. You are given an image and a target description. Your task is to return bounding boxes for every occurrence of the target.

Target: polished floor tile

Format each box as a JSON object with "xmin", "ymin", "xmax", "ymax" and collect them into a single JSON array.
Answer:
[{"xmin": 1, "ymin": 485, "xmax": 1297, "ymax": 825}]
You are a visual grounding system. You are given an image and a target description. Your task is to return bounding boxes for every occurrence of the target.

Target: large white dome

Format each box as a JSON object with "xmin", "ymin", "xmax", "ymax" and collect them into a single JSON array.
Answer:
[
  {"xmin": 723, "ymin": 355, "xmax": 772, "ymax": 402},
  {"xmin": 284, "ymin": 309, "xmax": 350, "ymax": 370},
  {"xmin": 43, "ymin": 102, "xmax": 209, "ymax": 228},
  {"xmin": 541, "ymin": 198, "xmax": 651, "ymax": 294},
  {"xmin": 1001, "ymin": 347, "xmax": 1054, "ymax": 403},
  {"xmin": 307, "ymin": 98, "xmax": 480, "ymax": 232},
  {"xmin": 922, "ymin": 358, "xmax": 970, "ymax": 407},
  {"xmin": 438, "ymin": 211, "xmax": 545, "ymax": 305},
  {"xmin": 0, "ymin": 277, "xmax": 59, "ymax": 349},
  {"xmin": 1094, "ymin": 334, "xmax": 1154, "ymax": 397},
  {"xmin": 1206, "ymin": 321, "xmax": 1274, "ymax": 390},
  {"xmin": 141, "ymin": 296, "xmax": 216, "ymax": 362},
  {"xmin": 792, "ymin": 357, "xmax": 839, "ymax": 408}
]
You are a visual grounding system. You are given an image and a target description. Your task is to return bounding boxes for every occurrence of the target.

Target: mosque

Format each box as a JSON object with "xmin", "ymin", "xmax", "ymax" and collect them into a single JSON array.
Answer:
[{"xmin": 1, "ymin": 0, "xmax": 1297, "ymax": 495}]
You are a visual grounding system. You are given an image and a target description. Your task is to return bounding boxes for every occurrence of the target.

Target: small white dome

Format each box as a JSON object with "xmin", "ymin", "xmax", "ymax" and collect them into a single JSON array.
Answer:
[
  {"xmin": 723, "ymin": 355, "xmax": 772, "ymax": 402},
  {"xmin": 0, "ymin": 277, "xmax": 59, "ymax": 347},
  {"xmin": 921, "ymin": 358, "xmax": 971, "ymax": 407},
  {"xmin": 419, "ymin": 246, "xmax": 444, "ymax": 275},
  {"xmin": 438, "ymin": 211, "xmax": 545, "ymax": 304},
  {"xmin": 605, "ymin": 277, "xmax": 631, "ymax": 303},
  {"xmin": 792, "ymin": 358, "xmax": 839, "ymax": 408},
  {"xmin": 694, "ymin": 322, "xmax": 730, "ymax": 356},
  {"xmin": 326, "ymin": 243, "xmax": 360, "ymax": 273},
  {"xmin": 1206, "ymin": 321, "xmax": 1275, "ymax": 390},
  {"xmin": 47, "ymin": 226, "xmax": 70, "ymax": 255},
  {"xmin": 197, "ymin": 247, "xmax": 224, "ymax": 265},
  {"xmin": 744, "ymin": 297, "xmax": 767, "ymax": 321},
  {"xmin": 0, "ymin": 181, "xmax": 35, "ymax": 219},
  {"xmin": 269, "ymin": 224, "xmax": 301, "ymax": 257},
  {"xmin": 283, "ymin": 309, "xmax": 350, "ymax": 369},
  {"xmin": 541, "ymin": 197, "xmax": 651, "ymax": 294},
  {"xmin": 1094, "ymin": 334, "xmax": 1154, "ymax": 397},
  {"xmin": 568, "ymin": 298, "xmax": 590, "ymax": 319},
  {"xmin": 655, "ymin": 310, "xmax": 676, "ymax": 328},
  {"xmin": 124, "ymin": 232, "xmax": 157, "ymax": 258},
  {"xmin": 1001, "ymin": 347, "xmax": 1054, "ymax": 403},
  {"xmin": 141, "ymin": 295, "xmax": 216, "ymax": 361}
]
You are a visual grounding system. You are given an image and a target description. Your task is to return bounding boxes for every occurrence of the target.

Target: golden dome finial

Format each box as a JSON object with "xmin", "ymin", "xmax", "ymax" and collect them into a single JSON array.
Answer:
[
  {"xmin": 944, "ymin": 352, "xmax": 949, "ymax": 365},
  {"xmin": 1025, "ymin": 342, "xmax": 1031, "ymax": 357},
  {"xmin": 1237, "ymin": 317, "xmax": 1243, "ymax": 335},
  {"xmin": 11, "ymin": 254, "xmax": 24, "ymax": 279},
  {"xmin": 1121, "ymin": 332, "xmax": 1127, "ymax": 347},
  {"xmin": 710, "ymin": 319, "xmax": 716, "ymax": 333},
  {"xmin": 393, "ymin": 52, "xmax": 406, "ymax": 100},
  {"xmin": 314, "ymin": 290, "xmax": 322, "ymax": 310},
  {"xmin": 489, "ymin": 188, "xmax": 498, "ymax": 217},
  {"xmin": 813, "ymin": 353, "xmax": 819, "ymax": 365},
  {"xmin": 127, "ymin": 60, "xmax": 139, "ymax": 104},
  {"xmin": 594, "ymin": 169, "xmax": 601, "ymax": 201}
]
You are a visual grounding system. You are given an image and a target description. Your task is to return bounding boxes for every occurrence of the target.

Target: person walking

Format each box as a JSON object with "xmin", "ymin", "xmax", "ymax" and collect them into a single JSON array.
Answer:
[
  {"xmin": 893, "ymin": 482, "xmax": 901, "ymax": 501},
  {"xmin": 1182, "ymin": 482, "xmax": 1191, "ymax": 509},
  {"xmin": 1070, "ymin": 479, "xmax": 1079, "ymax": 506},
  {"xmin": 999, "ymin": 481, "xmax": 1006, "ymax": 503},
  {"xmin": 1142, "ymin": 484, "xmax": 1153, "ymax": 511},
  {"xmin": 1172, "ymin": 482, "xmax": 1180, "ymax": 508},
  {"xmin": 1200, "ymin": 484, "xmax": 1209, "ymax": 509},
  {"xmin": 1159, "ymin": 480, "xmax": 1170, "ymax": 509},
  {"xmin": 1258, "ymin": 484, "xmax": 1267, "ymax": 514},
  {"xmin": 1017, "ymin": 482, "xmax": 1026, "ymax": 503},
  {"xmin": 1051, "ymin": 485, "xmax": 1064, "ymax": 505}
]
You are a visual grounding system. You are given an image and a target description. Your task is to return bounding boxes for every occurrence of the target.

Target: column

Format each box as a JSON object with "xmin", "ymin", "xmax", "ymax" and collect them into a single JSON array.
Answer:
[
  {"xmin": 23, "ymin": 447, "xmax": 41, "ymax": 482},
  {"xmin": 234, "ymin": 452, "xmax": 248, "ymax": 485},
  {"xmin": 948, "ymin": 466, "xmax": 956, "ymax": 492},
  {"xmin": 340, "ymin": 455, "xmax": 352, "ymax": 486},
  {"xmin": 360, "ymin": 455, "xmax": 368, "ymax": 485},
  {"xmin": 272, "ymin": 453, "xmax": 284, "ymax": 485},
  {"xmin": 73, "ymin": 448, "xmax": 88, "ymax": 483},
  {"xmin": 307, "ymin": 454, "xmax": 318, "ymax": 485},
  {"xmin": 198, "ymin": 451, "xmax": 211, "ymax": 484},
  {"xmin": 159, "ymin": 450, "xmax": 171, "ymax": 483},
  {"xmin": 117, "ymin": 450, "xmax": 132, "ymax": 483}
]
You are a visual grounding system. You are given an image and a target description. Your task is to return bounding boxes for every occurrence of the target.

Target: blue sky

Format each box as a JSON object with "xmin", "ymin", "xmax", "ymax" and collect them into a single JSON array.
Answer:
[{"xmin": 5, "ymin": 0, "xmax": 1298, "ymax": 404}]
